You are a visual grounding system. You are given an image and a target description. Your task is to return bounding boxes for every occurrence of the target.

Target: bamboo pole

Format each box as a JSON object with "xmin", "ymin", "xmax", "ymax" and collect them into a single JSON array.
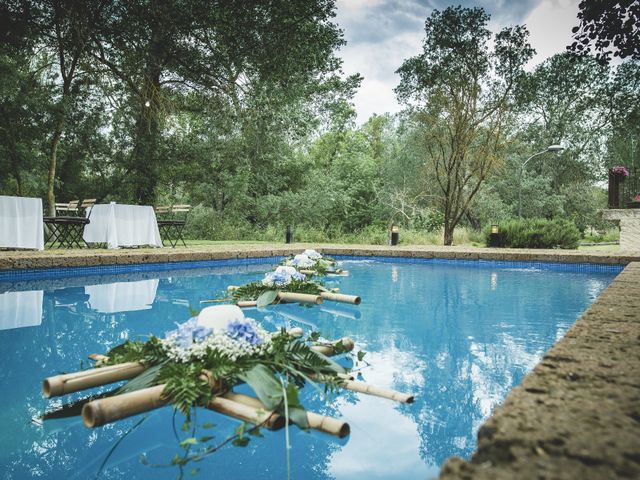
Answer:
[
  {"xmin": 311, "ymin": 337, "xmax": 355, "ymax": 356},
  {"xmin": 82, "ymin": 385, "xmax": 284, "ymax": 430},
  {"xmin": 327, "ymin": 269, "xmax": 348, "ymax": 276},
  {"xmin": 237, "ymin": 292, "xmax": 322, "ymax": 308},
  {"xmin": 319, "ymin": 292, "xmax": 361, "ymax": 305},
  {"xmin": 223, "ymin": 392, "xmax": 350, "ymax": 438},
  {"xmin": 338, "ymin": 379, "xmax": 414, "ymax": 403},
  {"xmin": 277, "ymin": 292, "xmax": 322, "ymax": 304},
  {"xmin": 206, "ymin": 396, "xmax": 285, "ymax": 430},
  {"xmin": 82, "ymin": 384, "xmax": 166, "ymax": 428},
  {"xmin": 43, "ymin": 361, "xmax": 147, "ymax": 398},
  {"xmin": 236, "ymin": 300, "xmax": 258, "ymax": 307}
]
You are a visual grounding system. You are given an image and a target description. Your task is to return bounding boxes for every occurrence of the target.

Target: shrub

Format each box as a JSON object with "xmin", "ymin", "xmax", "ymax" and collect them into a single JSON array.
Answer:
[{"xmin": 486, "ymin": 218, "xmax": 581, "ymax": 249}]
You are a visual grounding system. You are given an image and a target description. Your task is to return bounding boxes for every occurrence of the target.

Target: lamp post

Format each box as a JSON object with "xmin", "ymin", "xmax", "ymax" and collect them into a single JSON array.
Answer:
[{"xmin": 518, "ymin": 144, "xmax": 565, "ymax": 218}]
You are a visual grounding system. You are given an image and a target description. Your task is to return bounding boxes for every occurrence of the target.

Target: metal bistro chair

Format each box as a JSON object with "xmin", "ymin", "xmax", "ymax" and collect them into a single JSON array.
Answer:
[
  {"xmin": 156, "ymin": 204, "xmax": 190, "ymax": 248},
  {"xmin": 44, "ymin": 198, "xmax": 96, "ymax": 248}
]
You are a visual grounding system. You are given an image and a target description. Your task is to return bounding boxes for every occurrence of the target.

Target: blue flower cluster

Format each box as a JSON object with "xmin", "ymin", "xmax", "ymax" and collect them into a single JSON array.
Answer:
[
  {"xmin": 226, "ymin": 319, "xmax": 263, "ymax": 345},
  {"xmin": 166, "ymin": 317, "xmax": 213, "ymax": 349},
  {"xmin": 263, "ymin": 266, "xmax": 306, "ymax": 287}
]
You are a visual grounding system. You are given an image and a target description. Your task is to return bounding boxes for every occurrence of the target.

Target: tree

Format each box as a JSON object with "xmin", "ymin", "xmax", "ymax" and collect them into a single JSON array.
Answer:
[
  {"xmin": 90, "ymin": 0, "xmax": 348, "ymax": 205},
  {"xmin": 30, "ymin": 0, "xmax": 98, "ymax": 214},
  {"xmin": 395, "ymin": 6, "xmax": 534, "ymax": 245},
  {"xmin": 569, "ymin": 0, "xmax": 640, "ymax": 62}
]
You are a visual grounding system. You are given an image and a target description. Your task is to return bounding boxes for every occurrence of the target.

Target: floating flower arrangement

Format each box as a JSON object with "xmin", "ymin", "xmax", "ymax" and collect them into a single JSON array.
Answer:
[
  {"xmin": 228, "ymin": 264, "xmax": 360, "ymax": 307},
  {"xmin": 282, "ymin": 249, "xmax": 348, "ymax": 276},
  {"xmin": 40, "ymin": 305, "xmax": 413, "ymax": 472}
]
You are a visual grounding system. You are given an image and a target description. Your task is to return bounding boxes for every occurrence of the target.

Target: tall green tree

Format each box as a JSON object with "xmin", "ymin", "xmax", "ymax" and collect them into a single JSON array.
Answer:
[
  {"xmin": 396, "ymin": 6, "xmax": 534, "ymax": 244},
  {"xmin": 90, "ymin": 0, "xmax": 348, "ymax": 205}
]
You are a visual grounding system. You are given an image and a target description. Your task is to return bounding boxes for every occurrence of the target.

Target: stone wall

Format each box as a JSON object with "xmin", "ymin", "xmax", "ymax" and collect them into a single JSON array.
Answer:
[{"xmin": 602, "ymin": 209, "xmax": 640, "ymax": 252}]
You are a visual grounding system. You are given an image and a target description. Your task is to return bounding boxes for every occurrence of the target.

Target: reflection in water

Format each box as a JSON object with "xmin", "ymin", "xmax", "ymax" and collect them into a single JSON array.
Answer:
[
  {"xmin": 0, "ymin": 259, "xmax": 619, "ymax": 479},
  {"xmin": 85, "ymin": 279, "xmax": 159, "ymax": 314},
  {"xmin": 0, "ymin": 290, "xmax": 43, "ymax": 330}
]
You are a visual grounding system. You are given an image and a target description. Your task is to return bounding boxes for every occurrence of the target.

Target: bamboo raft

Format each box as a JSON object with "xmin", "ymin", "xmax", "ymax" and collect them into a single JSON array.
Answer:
[
  {"xmin": 42, "ymin": 336, "xmax": 413, "ymax": 439},
  {"xmin": 226, "ymin": 287, "xmax": 361, "ymax": 307}
]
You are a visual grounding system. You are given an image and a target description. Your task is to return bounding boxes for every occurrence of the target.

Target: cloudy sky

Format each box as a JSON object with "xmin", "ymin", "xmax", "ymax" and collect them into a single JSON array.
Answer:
[{"xmin": 334, "ymin": 0, "xmax": 581, "ymax": 123}]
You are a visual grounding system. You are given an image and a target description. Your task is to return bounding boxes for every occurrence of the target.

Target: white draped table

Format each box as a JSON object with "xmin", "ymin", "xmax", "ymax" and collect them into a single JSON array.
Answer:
[
  {"xmin": 83, "ymin": 203, "xmax": 162, "ymax": 249},
  {"xmin": 0, "ymin": 195, "xmax": 44, "ymax": 250}
]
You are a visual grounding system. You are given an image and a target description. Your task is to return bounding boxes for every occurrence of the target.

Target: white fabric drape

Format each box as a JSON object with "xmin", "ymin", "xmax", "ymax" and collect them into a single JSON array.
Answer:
[
  {"xmin": 85, "ymin": 279, "xmax": 159, "ymax": 313},
  {"xmin": 0, "ymin": 290, "xmax": 44, "ymax": 330},
  {"xmin": 0, "ymin": 195, "xmax": 44, "ymax": 250},
  {"xmin": 83, "ymin": 204, "xmax": 162, "ymax": 249}
]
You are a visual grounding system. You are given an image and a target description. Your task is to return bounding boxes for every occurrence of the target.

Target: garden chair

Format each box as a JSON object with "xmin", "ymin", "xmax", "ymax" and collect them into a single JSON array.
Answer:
[
  {"xmin": 44, "ymin": 198, "xmax": 95, "ymax": 248},
  {"xmin": 156, "ymin": 204, "xmax": 190, "ymax": 248}
]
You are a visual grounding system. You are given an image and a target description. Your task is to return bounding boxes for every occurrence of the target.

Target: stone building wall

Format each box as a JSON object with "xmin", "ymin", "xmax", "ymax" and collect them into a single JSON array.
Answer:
[{"xmin": 602, "ymin": 209, "xmax": 640, "ymax": 252}]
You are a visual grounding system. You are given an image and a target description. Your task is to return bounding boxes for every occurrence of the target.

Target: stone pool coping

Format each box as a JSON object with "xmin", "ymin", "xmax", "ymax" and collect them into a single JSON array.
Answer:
[
  {"xmin": 1, "ymin": 243, "xmax": 638, "ymax": 271},
  {"xmin": 1, "ymin": 243, "xmax": 639, "ymax": 478}
]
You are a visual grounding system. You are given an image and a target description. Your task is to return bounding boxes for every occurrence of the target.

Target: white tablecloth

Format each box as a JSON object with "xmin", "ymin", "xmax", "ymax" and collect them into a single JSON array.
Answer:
[
  {"xmin": 85, "ymin": 279, "xmax": 159, "ymax": 313},
  {"xmin": 0, "ymin": 195, "xmax": 44, "ymax": 250},
  {"xmin": 83, "ymin": 204, "xmax": 162, "ymax": 249},
  {"xmin": 0, "ymin": 290, "xmax": 43, "ymax": 330}
]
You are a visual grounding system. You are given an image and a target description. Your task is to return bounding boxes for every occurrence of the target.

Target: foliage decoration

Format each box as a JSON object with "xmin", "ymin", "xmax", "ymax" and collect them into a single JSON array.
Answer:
[
  {"xmin": 230, "ymin": 266, "xmax": 326, "ymax": 302},
  {"xmin": 102, "ymin": 308, "xmax": 345, "ymax": 421},
  {"xmin": 281, "ymin": 249, "xmax": 341, "ymax": 276},
  {"xmin": 611, "ymin": 165, "xmax": 630, "ymax": 177}
]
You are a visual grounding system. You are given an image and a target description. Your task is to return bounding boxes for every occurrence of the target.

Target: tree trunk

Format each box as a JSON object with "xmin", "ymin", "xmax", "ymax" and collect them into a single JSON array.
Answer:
[
  {"xmin": 14, "ymin": 172, "xmax": 23, "ymax": 196},
  {"xmin": 131, "ymin": 104, "xmax": 160, "ymax": 204},
  {"xmin": 443, "ymin": 221, "xmax": 454, "ymax": 246},
  {"xmin": 47, "ymin": 125, "xmax": 63, "ymax": 216}
]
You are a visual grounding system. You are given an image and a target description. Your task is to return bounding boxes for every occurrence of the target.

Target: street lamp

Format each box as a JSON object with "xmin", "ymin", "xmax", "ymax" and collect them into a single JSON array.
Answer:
[{"xmin": 518, "ymin": 145, "xmax": 565, "ymax": 218}]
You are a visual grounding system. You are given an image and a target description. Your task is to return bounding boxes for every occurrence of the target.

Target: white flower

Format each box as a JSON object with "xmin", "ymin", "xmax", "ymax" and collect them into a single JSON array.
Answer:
[
  {"xmin": 162, "ymin": 316, "xmax": 273, "ymax": 363},
  {"xmin": 291, "ymin": 254, "xmax": 314, "ymax": 268},
  {"xmin": 303, "ymin": 249, "xmax": 322, "ymax": 260}
]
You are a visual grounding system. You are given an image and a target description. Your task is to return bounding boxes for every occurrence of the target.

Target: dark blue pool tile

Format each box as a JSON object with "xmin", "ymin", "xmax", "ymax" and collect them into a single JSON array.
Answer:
[{"xmin": 0, "ymin": 256, "xmax": 286, "ymax": 281}]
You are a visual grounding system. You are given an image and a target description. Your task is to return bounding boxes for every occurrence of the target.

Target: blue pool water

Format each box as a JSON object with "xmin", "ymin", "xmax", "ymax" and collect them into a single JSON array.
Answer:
[{"xmin": 0, "ymin": 258, "xmax": 621, "ymax": 479}]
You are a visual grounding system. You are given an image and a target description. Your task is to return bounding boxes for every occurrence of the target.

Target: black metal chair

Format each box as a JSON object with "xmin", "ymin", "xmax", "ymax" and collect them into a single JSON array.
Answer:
[
  {"xmin": 156, "ymin": 204, "xmax": 190, "ymax": 248},
  {"xmin": 44, "ymin": 198, "xmax": 96, "ymax": 248}
]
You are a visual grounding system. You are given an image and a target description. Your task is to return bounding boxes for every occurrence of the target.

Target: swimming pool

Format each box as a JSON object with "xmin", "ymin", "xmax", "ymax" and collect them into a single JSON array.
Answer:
[{"xmin": 0, "ymin": 257, "xmax": 621, "ymax": 479}]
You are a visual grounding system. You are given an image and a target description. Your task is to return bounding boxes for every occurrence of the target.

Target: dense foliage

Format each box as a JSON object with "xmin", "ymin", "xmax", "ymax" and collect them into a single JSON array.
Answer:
[
  {"xmin": 1, "ymin": 3, "xmax": 638, "ymax": 245},
  {"xmin": 487, "ymin": 218, "xmax": 581, "ymax": 249}
]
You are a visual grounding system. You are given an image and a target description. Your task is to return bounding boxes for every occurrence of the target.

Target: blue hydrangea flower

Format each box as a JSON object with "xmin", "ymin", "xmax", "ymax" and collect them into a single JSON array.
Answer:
[
  {"xmin": 166, "ymin": 317, "xmax": 213, "ymax": 348},
  {"xmin": 226, "ymin": 319, "xmax": 263, "ymax": 345},
  {"xmin": 262, "ymin": 266, "xmax": 306, "ymax": 287}
]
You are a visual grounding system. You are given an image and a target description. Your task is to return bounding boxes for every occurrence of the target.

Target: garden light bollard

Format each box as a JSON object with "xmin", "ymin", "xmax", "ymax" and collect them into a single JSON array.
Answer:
[
  {"xmin": 489, "ymin": 224, "xmax": 500, "ymax": 248},
  {"xmin": 390, "ymin": 225, "xmax": 399, "ymax": 246}
]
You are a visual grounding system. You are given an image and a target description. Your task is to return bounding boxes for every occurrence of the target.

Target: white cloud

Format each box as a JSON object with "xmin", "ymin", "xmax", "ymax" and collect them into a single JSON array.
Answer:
[
  {"xmin": 523, "ymin": 0, "xmax": 581, "ymax": 68},
  {"xmin": 335, "ymin": 0, "xmax": 582, "ymax": 124}
]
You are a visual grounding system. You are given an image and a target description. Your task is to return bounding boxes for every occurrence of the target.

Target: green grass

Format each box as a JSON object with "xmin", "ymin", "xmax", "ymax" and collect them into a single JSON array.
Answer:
[
  {"xmin": 183, "ymin": 239, "xmax": 273, "ymax": 246},
  {"xmin": 577, "ymin": 244, "xmax": 620, "ymax": 251}
]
